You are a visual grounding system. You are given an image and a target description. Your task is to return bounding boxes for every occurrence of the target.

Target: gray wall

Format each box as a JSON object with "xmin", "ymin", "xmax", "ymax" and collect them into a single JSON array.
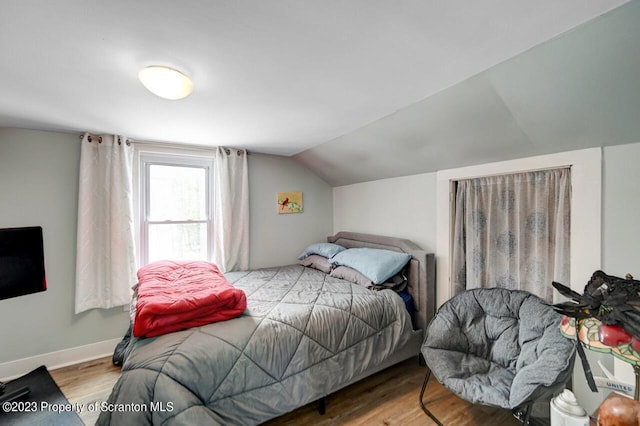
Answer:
[
  {"xmin": 0, "ymin": 128, "xmax": 130, "ymax": 364},
  {"xmin": 332, "ymin": 173, "xmax": 437, "ymax": 253},
  {"xmin": 602, "ymin": 142, "xmax": 640, "ymax": 280},
  {"xmin": 248, "ymin": 153, "xmax": 333, "ymax": 269},
  {"xmin": 0, "ymin": 128, "xmax": 333, "ymax": 364}
]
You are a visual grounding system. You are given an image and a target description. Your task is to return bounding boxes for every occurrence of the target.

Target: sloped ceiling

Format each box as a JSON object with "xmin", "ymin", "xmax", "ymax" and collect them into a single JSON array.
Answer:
[
  {"xmin": 295, "ymin": 2, "xmax": 640, "ymax": 186},
  {"xmin": 0, "ymin": 1, "xmax": 636, "ymax": 186},
  {"xmin": 0, "ymin": 0, "xmax": 629, "ymax": 159}
]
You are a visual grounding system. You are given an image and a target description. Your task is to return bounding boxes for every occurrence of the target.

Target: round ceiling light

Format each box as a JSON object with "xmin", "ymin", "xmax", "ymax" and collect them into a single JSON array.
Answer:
[{"xmin": 138, "ymin": 65, "xmax": 193, "ymax": 100}]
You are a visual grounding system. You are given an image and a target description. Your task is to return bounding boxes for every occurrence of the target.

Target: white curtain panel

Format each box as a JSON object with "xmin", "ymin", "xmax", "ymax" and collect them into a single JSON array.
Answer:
[
  {"xmin": 75, "ymin": 133, "xmax": 137, "ymax": 313},
  {"xmin": 452, "ymin": 168, "xmax": 571, "ymax": 302},
  {"xmin": 212, "ymin": 147, "xmax": 249, "ymax": 272}
]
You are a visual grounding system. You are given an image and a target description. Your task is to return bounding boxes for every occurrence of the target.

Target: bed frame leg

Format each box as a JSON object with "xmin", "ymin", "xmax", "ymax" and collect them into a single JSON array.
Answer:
[
  {"xmin": 317, "ymin": 397, "xmax": 326, "ymax": 415},
  {"xmin": 419, "ymin": 369, "xmax": 443, "ymax": 426}
]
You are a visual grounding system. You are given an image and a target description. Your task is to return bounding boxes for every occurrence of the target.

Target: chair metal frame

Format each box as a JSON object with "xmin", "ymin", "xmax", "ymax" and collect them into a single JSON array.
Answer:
[{"xmin": 418, "ymin": 368, "xmax": 534, "ymax": 425}]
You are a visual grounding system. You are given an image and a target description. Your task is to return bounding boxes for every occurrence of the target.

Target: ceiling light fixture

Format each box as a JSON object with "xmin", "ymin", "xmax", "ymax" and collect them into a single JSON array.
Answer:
[{"xmin": 138, "ymin": 65, "xmax": 193, "ymax": 100}]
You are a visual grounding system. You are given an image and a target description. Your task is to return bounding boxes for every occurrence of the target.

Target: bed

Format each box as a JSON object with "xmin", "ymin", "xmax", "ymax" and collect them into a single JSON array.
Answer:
[{"xmin": 97, "ymin": 232, "xmax": 435, "ymax": 425}]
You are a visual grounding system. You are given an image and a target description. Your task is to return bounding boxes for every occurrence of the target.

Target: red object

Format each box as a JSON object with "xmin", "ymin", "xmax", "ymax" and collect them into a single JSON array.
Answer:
[
  {"xmin": 632, "ymin": 337, "xmax": 640, "ymax": 353},
  {"xmin": 133, "ymin": 260, "xmax": 247, "ymax": 338},
  {"xmin": 599, "ymin": 323, "xmax": 633, "ymax": 347},
  {"xmin": 280, "ymin": 197, "xmax": 289, "ymax": 211},
  {"xmin": 598, "ymin": 395, "xmax": 640, "ymax": 426}
]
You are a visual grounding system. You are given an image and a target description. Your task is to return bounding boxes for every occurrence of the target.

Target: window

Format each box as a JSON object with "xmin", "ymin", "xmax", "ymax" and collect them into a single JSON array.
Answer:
[
  {"xmin": 450, "ymin": 168, "xmax": 571, "ymax": 302},
  {"xmin": 137, "ymin": 151, "xmax": 214, "ymax": 265},
  {"xmin": 436, "ymin": 148, "xmax": 601, "ymax": 308}
]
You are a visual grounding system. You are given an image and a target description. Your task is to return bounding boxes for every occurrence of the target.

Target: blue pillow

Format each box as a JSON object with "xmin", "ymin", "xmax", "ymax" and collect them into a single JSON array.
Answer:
[
  {"xmin": 297, "ymin": 242, "xmax": 346, "ymax": 260},
  {"xmin": 329, "ymin": 248, "xmax": 412, "ymax": 284}
]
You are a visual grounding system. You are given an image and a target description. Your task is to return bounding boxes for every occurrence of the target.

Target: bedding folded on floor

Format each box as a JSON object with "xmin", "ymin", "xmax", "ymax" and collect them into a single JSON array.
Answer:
[{"xmin": 133, "ymin": 260, "xmax": 247, "ymax": 338}]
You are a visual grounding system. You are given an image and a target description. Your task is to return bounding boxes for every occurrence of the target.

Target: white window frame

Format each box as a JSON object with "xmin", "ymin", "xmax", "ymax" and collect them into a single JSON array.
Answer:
[{"xmin": 133, "ymin": 146, "xmax": 215, "ymax": 267}]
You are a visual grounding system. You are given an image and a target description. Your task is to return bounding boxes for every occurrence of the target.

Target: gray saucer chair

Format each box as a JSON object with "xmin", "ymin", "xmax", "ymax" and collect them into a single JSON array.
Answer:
[{"xmin": 419, "ymin": 288, "xmax": 576, "ymax": 425}]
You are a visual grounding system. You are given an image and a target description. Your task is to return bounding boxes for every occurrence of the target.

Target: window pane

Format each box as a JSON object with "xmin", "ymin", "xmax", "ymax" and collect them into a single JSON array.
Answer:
[
  {"xmin": 148, "ymin": 223, "xmax": 207, "ymax": 262},
  {"xmin": 149, "ymin": 165, "xmax": 206, "ymax": 221}
]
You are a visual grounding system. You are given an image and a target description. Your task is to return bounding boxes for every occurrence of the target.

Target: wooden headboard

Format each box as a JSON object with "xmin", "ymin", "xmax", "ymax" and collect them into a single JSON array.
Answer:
[{"xmin": 327, "ymin": 231, "xmax": 436, "ymax": 333}]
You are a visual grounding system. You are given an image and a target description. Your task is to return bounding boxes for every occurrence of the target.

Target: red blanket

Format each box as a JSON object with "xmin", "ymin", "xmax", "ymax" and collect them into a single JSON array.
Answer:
[{"xmin": 133, "ymin": 260, "xmax": 247, "ymax": 338}]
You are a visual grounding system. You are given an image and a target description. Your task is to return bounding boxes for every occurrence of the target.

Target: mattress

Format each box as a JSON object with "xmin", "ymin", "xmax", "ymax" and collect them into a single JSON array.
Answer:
[{"xmin": 97, "ymin": 264, "xmax": 418, "ymax": 425}]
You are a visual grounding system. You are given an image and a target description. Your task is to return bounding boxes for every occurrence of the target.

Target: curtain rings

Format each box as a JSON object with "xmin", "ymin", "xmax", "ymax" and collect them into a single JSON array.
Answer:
[
  {"xmin": 223, "ymin": 148, "xmax": 245, "ymax": 156},
  {"xmin": 84, "ymin": 134, "xmax": 131, "ymax": 146}
]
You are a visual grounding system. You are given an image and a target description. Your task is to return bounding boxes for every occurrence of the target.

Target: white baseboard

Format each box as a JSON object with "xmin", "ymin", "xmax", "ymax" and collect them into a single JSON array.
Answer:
[{"xmin": 0, "ymin": 338, "xmax": 121, "ymax": 381}]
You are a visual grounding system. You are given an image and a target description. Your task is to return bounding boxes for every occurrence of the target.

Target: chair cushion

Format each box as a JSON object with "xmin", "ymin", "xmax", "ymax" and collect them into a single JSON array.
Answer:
[{"xmin": 421, "ymin": 288, "xmax": 575, "ymax": 409}]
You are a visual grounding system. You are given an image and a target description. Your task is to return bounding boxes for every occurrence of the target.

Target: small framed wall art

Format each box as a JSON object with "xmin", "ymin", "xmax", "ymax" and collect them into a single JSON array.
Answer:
[{"xmin": 277, "ymin": 191, "xmax": 303, "ymax": 214}]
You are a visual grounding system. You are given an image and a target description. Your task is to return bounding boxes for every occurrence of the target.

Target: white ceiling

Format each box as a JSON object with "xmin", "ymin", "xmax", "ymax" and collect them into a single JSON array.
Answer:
[
  {"xmin": 0, "ymin": 1, "xmax": 629, "ymax": 156},
  {"xmin": 296, "ymin": 1, "xmax": 640, "ymax": 185}
]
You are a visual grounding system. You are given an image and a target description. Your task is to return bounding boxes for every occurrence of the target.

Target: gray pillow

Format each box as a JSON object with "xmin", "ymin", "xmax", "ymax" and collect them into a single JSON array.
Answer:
[
  {"xmin": 298, "ymin": 254, "xmax": 333, "ymax": 273},
  {"xmin": 330, "ymin": 266, "xmax": 373, "ymax": 286},
  {"xmin": 331, "ymin": 266, "xmax": 407, "ymax": 291}
]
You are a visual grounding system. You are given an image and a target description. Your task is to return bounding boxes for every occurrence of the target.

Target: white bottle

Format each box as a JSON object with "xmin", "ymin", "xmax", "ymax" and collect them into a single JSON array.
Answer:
[{"xmin": 550, "ymin": 389, "xmax": 590, "ymax": 426}]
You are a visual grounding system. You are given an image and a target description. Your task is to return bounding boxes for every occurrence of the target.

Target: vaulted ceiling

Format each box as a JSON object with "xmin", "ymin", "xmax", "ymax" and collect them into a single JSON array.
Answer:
[
  {"xmin": 296, "ymin": 1, "xmax": 640, "ymax": 185},
  {"xmin": 0, "ymin": 1, "xmax": 637, "ymax": 185}
]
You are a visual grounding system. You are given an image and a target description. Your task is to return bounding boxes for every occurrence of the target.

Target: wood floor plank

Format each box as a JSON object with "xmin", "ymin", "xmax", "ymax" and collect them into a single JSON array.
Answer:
[
  {"xmin": 50, "ymin": 356, "xmax": 521, "ymax": 425},
  {"xmin": 50, "ymin": 357, "xmax": 122, "ymax": 426}
]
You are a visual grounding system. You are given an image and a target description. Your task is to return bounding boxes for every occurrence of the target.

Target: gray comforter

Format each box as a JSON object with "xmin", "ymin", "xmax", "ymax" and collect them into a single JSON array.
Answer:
[{"xmin": 97, "ymin": 265, "xmax": 414, "ymax": 425}]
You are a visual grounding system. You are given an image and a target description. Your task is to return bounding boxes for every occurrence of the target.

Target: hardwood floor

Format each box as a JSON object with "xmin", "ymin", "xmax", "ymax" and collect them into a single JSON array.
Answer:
[
  {"xmin": 49, "ymin": 357, "xmax": 122, "ymax": 426},
  {"xmin": 50, "ymin": 356, "xmax": 521, "ymax": 425}
]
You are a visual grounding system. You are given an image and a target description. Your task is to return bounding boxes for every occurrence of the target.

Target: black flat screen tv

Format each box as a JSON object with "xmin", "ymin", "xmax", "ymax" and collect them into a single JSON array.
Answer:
[{"xmin": 0, "ymin": 226, "xmax": 46, "ymax": 301}]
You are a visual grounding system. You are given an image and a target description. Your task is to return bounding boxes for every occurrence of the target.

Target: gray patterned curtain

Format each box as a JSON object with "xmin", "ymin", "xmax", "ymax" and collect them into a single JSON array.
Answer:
[{"xmin": 451, "ymin": 168, "xmax": 571, "ymax": 302}]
